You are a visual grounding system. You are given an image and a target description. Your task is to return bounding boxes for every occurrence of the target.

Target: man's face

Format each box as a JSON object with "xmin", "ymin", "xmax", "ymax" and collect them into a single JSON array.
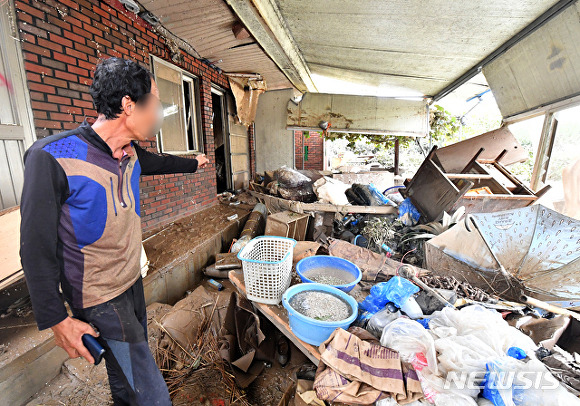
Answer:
[{"xmin": 125, "ymin": 79, "xmax": 163, "ymax": 142}]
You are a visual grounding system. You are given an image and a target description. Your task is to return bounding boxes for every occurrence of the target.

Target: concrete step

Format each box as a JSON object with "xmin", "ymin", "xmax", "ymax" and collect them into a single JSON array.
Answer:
[{"xmin": 0, "ymin": 314, "xmax": 68, "ymax": 406}]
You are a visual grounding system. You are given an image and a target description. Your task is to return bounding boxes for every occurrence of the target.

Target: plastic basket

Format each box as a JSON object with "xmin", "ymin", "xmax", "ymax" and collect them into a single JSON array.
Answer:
[{"xmin": 237, "ymin": 236, "xmax": 297, "ymax": 305}]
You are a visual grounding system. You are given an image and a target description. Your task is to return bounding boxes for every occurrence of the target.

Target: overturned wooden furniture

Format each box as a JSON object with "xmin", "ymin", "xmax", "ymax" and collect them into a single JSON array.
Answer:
[
  {"xmin": 448, "ymin": 147, "xmax": 550, "ymax": 215},
  {"xmin": 402, "ymin": 143, "xmax": 549, "ymax": 222},
  {"xmin": 401, "ymin": 146, "xmax": 474, "ymax": 222}
]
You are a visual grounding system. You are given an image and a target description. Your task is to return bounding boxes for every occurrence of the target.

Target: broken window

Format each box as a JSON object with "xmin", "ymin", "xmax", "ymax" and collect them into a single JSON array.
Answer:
[{"xmin": 150, "ymin": 56, "xmax": 203, "ymax": 154}]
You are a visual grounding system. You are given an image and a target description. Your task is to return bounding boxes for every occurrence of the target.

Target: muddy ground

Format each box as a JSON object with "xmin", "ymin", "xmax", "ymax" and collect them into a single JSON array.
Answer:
[{"xmin": 27, "ymin": 278, "xmax": 313, "ymax": 406}]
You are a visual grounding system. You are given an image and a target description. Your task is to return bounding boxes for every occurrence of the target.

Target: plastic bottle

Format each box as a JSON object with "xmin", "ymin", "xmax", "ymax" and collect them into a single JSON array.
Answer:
[
  {"xmin": 400, "ymin": 296, "xmax": 423, "ymax": 319},
  {"xmin": 368, "ymin": 183, "xmax": 397, "ymax": 206}
]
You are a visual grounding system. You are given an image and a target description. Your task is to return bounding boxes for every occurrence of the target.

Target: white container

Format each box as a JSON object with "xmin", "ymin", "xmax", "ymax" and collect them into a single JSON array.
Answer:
[
  {"xmin": 400, "ymin": 296, "xmax": 423, "ymax": 319},
  {"xmin": 237, "ymin": 236, "xmax": 297, "ymax": 305}
]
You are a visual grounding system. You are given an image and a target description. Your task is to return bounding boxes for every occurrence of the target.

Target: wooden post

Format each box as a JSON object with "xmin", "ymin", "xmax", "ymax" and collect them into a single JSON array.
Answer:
[
  {"xmin": 394, "ymin": 138, "xmax": 400, "ymax": 176},
  {"xmin": 530, "ymin": 113, "xmax": 558, "ymax": 191}
]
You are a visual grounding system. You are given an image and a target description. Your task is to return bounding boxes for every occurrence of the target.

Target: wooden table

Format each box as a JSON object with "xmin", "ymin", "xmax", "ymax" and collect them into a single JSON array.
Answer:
[{"xmin": 228, "ymin": 270, "xmax": 322, "ymax": 365}]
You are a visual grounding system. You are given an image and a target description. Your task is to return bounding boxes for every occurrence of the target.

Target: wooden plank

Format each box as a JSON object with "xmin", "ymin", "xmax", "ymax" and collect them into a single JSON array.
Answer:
[
  {"xmin": 249, "ymin": 190, "xmax": 398, "ymax": 215},
  {"xmin": 0, "ymin": 207, "xmax": 22, "ymax": 285},
  {"xmin": 435, "ymin": 127, "xmax": 528, "ymax": 172},
  {"xmin": 446, "ymin": 173, "xmax": 494, "ymax": 180},
  {"xmin": 228, "ymin": 270, "xmax": 321, "ymax": 365}
]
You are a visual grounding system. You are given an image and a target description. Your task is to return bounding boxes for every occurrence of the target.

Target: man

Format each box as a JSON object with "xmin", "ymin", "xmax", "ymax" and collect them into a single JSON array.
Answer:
[{"xmin": 20, "ymin": 57, "xmax": 209, "ymax": 405}]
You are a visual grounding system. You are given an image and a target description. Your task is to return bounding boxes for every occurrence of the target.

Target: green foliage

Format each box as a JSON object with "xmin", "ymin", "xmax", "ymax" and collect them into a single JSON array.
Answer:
[{"xmin": 429, "ymin": 105, "xmax": 462, "ymax": 144}]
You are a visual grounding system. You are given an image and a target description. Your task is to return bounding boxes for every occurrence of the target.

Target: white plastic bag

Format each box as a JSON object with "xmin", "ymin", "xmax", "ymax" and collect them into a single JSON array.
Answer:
[
  {"xmin": 380, "ymin": 318, "xmax": 438, "ymax": 375},
  {"xmin": 312, "ymin": 177, "xmax": 350, "ymax": 205}
]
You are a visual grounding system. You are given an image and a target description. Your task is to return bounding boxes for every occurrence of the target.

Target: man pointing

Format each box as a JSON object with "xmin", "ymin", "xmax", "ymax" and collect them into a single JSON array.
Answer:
[{"xmin": 20, "ymin": 57, "xmax": 208, "ymax": 405}]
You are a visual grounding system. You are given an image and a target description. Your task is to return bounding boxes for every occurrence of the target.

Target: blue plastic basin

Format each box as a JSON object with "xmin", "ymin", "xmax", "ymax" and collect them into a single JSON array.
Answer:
[
  {"xmin": 282, "ymin": 283, "xmax": 358, "ymax": 346},
  {"xmin": 295, "ymin": 255, "xmax": 362, "ymax": 292}
]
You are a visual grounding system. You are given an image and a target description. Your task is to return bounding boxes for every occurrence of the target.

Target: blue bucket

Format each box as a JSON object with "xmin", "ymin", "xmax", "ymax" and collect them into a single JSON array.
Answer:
[
  {"xmin": 296, "ymin": 255, "xmax": 362, "ymax": 292},
  {"xmin": 282, "ymin": 283, "xmax": 358, "ymax": 346}
]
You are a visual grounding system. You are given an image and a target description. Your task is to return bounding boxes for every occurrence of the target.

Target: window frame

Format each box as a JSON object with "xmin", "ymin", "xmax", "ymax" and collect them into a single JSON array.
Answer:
[{"xmin": 149, "ymin": 55, "xmax": 203, "ymax": 155}]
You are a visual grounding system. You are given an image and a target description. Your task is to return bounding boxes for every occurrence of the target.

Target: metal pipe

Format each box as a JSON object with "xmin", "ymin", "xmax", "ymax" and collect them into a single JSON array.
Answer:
[{"xmin": 521, "ymin": 295, "xmax": 580, "ymax": 322}]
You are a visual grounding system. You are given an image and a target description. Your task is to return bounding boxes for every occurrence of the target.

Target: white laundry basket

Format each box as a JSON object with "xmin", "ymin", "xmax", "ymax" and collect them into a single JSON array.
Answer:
[{"xmin": 237, "ymin": 236, "xmax": 297, "ymax": 305}]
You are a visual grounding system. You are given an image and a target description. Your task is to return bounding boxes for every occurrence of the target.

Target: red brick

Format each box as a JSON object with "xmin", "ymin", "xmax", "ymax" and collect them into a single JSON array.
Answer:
[
  {"xmin": 53, "ymin": 51, "xmax": 77, "ymax": 65},
  {"xmin": 46, "ymin": 94, "xmax": 71, "ymax": 104},
  {"xmin": 15, "ymin": 1, "xmax": 46, "ymax": 19}
]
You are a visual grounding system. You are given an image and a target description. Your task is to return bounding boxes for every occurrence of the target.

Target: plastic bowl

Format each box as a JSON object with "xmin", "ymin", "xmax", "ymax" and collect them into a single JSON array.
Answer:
[
  {"xmin": 296, "ymin": 255, "xmax": 362, "ymax": 292},
  {"xmin": 282, "ymin": 283, "xmax": 358, "ymax": 346}
]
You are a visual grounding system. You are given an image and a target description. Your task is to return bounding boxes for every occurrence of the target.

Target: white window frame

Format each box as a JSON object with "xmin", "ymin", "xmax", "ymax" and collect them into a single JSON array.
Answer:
[{"xmin": 150, "ymin": 56, "xmax": 203, "ymax": 155}]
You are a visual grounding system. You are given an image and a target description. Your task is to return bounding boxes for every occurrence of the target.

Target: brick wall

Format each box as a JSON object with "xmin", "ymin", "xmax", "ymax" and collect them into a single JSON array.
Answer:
[
  {"xmin": 294, "ymin": 130, "xmax": 324, "ymax": 171},
  {"xmin": 14, "ymin": 0, "xmax": 255, "ymax": 232}
]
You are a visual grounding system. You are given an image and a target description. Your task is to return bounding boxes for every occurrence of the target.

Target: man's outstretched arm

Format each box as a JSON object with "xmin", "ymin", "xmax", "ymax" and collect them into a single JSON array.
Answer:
[{"xmin": 134, "ymin": 143, "xmax": 209, "ymax": 175}]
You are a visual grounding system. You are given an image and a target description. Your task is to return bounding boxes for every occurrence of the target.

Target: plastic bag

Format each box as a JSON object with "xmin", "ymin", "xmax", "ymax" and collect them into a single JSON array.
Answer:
[
  {"xmin": 366, "ymin": 308, "xmax": 401, "ymax": 338},
  {"xmin": 418, "ymin": 368, "xmax": 480, "ymax": 405},
  {"xmin": 375, "ymin": 398, "xmax": 426, "ymax": 406},
  {"xmin": 481, "ymin": 357, "xmax": 575, "ymax": 406},
  {"xmin": 368, "ymin": 183, "xmax": 397, "ymax": 206},
  {"xmin": 380, "ymin": 318, "xmax": 438, "ymax": 375},
  {"xmin": 398, "ymin": 197, "xmax": 421, "ymax": 226},
  {"xmin": 366, "ymin": 276, "xmax": 420, "ymax": 310},
  {"xmin": 313, "ymin": 177, "xmax": 350, "ymax": 205},
  {"xmin": 428, "ymin": 305, "xmax": 537, "ymax": 356},
  {"xmin": 274, "ymin": 165, "xmax": 311, "ymax": 188}
]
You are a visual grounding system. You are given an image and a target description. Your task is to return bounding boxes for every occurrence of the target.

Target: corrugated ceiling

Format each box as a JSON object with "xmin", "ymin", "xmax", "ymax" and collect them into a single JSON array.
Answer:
[
  {"xmin": 275, "ymin": 0, "xmax": 561, "ymax": 97},
  {"xmin": 138, "ymin": 0, "xmax": 293, "ymax": 90}
]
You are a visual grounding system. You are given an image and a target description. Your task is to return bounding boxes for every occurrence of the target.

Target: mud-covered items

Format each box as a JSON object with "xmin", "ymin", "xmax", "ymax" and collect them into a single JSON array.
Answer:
[
  {"xmin": 204, "ymin": 263, "xmax": 230, "ymax": 279},
  {"xmin": 361, "ymin": 215, "xmax": 399, "ymax": 253},
  {"xmin": 155, "ymin": 287, "xmax": 250, "ymax": 405},
  {"xmin": 278, "ymin": 183, "xmax": 318, "ymax": 203},
  {"xmin": 414, "ymin": 289, "xmax": 457, "ymax": 315},
  {"xmin": 418, "ymin": 274, "xmax": 491, "ymax": 302},
  {"xmin": 265, "ymin": 210, "xmax": 310, "ymax": 240},
  {"xmin": 204, "ymin": 252, "xmax": 243, "ymax": 279},
  {"xmin": 327, "ymin": 239, "xmax": 428, "ymax": 283},
  {"xmin": 215, "ymin": 252, "xmax": 243, "ymax": 270},
  {"xmin": 293, "ymin": 241, "xmax": 321, "ymax": 266},
  {"xmin": 314, "ymin": 327, "xmax": 424, "ymax": 405},
  {"xmin": 269, "ymin": 166, "xmax": 318, "ymax": 203},
  {"xmin": 538, "ymin": 346, "xmax": 580, "ymax": 396},
  {"xmin": 219, "ymin": 292, "xmax": 275, "ymax": 388},
  {"xmin": 160, "ymin": 286, "xmax": 223, "ymax": 351},
  {"xmin": 231, "ymin": 203, "xmax": 267, "ymax": 254},
  {"xmin": 512, "ymin": 315, "xmax": 571, "ymax": 350},
  {"xmin": 275, "ymin": 166, "xmax": 312, "ymax": 188},
  {"xmin": 346, "ymin": 183, "xmax": 386, "ymax": 206},
  {"xmin": 312, "ymin": 212, "xmax": 334, "ymax": 243},
  {"xmin": 366, "ymin": 307, "xmax": 402, "ymax": 338}
]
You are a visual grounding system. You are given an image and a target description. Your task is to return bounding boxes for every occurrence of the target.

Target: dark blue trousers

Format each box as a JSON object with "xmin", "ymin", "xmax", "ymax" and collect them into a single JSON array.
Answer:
[{"xmin": 71, "ymin": 278, "xmax": 171, "ymax": 406}]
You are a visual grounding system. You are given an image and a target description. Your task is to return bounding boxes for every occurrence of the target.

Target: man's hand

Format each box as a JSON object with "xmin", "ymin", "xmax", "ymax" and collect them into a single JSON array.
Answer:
[
  {"xmin": 195, "ymin": 154, "xmax": 209, "ymax": 169},
  {"xmin": 51, "ymin": 317, "xmax": 99, "ymax": 364}
]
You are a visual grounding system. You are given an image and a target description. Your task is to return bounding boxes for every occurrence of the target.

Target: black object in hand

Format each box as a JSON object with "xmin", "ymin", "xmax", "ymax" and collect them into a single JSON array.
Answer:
[{"xmin": 82, "ymin": 334, "xmax": 105, "ymax": 365}]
